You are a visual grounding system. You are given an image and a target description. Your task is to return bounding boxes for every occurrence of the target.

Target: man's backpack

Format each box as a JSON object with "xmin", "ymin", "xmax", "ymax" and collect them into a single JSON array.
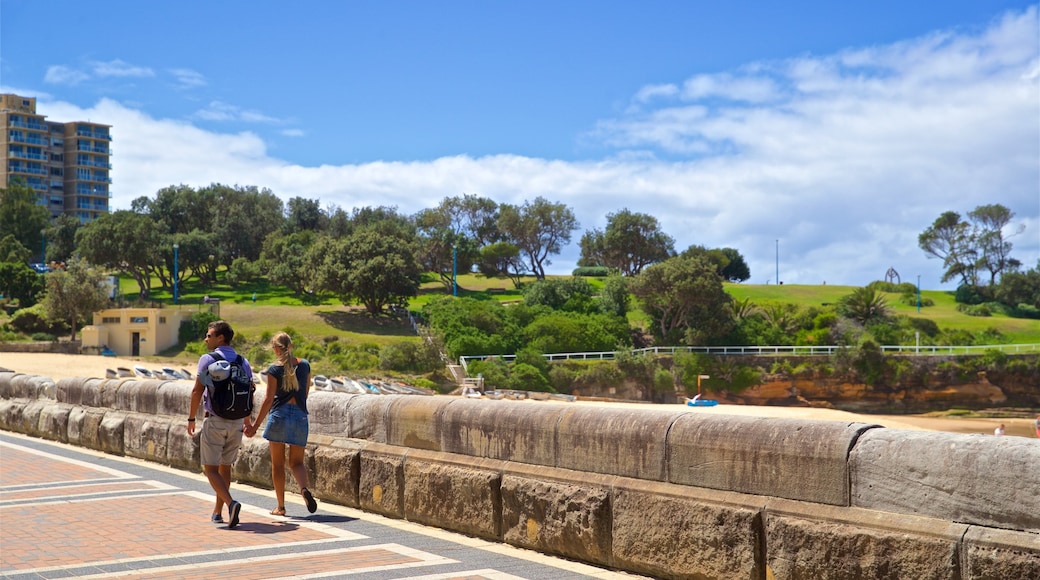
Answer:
[{"xmin": 206, "ymin": 350, "xmax": 254, "ymax": 420}]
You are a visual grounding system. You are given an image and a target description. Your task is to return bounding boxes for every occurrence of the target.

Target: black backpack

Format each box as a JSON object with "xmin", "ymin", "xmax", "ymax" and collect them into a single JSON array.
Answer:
[{"xmin": 206, "ymin": 351, "xmax": 255, "ymax": 419}]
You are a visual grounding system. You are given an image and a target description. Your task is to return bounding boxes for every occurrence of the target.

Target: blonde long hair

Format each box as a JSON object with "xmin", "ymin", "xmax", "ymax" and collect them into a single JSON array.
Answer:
[{"xmin": 270, "ymin": 332, "xmax": 299, "ymax": 392}]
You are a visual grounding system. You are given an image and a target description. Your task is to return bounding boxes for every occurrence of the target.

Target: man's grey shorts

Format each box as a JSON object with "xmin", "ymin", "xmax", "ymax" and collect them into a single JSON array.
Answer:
[{"xmin": 200, "ymin": 415, "xmax": 244, "ymax": 466}]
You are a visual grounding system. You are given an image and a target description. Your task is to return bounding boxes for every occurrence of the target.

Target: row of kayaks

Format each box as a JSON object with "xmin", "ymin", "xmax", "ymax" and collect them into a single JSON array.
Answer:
[
  {"xmin": 107, "ymin": 366, "xmax": 193, "ymax": 380},
  {"xmin": 461, "ymin": 386, "xmax": 576, "ymax": 402},
  {"xmin": 312, "ymin": 375, "xmax": 433, "ymax": 396}
]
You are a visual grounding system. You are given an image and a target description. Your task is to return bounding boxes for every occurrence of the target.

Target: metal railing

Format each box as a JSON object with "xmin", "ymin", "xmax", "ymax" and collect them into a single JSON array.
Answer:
[{"xmin": 458, "ymin": 343, "xmax": 1040, "ymax": 372}]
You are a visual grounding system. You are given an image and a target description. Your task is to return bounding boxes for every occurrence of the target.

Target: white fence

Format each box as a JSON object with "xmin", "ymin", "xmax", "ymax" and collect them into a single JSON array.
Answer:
[{"xmin": 458, "ymin": 343, "xmax": 1040, "ymax": 372}]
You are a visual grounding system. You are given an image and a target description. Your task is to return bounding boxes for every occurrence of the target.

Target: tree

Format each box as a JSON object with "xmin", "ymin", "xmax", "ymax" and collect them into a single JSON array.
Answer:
[
  {"xmin": 578, "ymin": 209, "xmax": 674, "ymax": 275},
  {"xmin": 919, "ymin": 204, "xmax": 1023, "ymax": 287},
  {"xmin": 284, "ymin": 196, "xmax": 327, "ymax": 233},
  {"xmin": 260, "ymin": 230, "xmax": 318, "ymax": 296},
  {"xmin": 76, "ymin": 211, "xmax": 162, "ymax": 299},
  {"xmin": 718, "ymin": 247, "xmax": 751, "ymax": 282},
  {"xmin": 918, "ymin": 211, "xmax": 976, "ymax": 287},
  {"xmin": 838, "ymin": 286, "xmax": 891, "ymax": 325},
  {"xmin": 994, "ymin": 261, "xmax": 1040, "ymax": 310},
  {"xmin": 41, "ymin": 258, "xmax": 109, "ymax": 341},
  {"xmin": 630, "ymin": 254, "xmax": 734, "ymax": 345},
  {"xmin": 0, "ymin": 180, "xmax": 49, "ymax": 262},
  {"xmin": 309, "ymin": 229, "xmax": 422, "ymax": 314},
  {"xmin": 498, "ymin": 197, "xmax": 578, "ymax": 280},
  {"xmin": 414, "ymin": 201, "xmax": 477, "ymax": 291},
  {"xmin": 970, "ymin": 204, "xmax": 1023, "ymax": 285},
  {"xmin": 477, "ymin": 241, "xmax": 527, "ymax": 284},
  {"xmin": 682, "ymin": 245, "xmax": 750, "ymax": 283},
  {"xmin": 0, "ymin": 261, "xmax": 45, "ymax": 307},
  {"xmin": 0, "ymin": 234, "xmax": 32, "ymax": 263},
  {"xmin": 43, "ymin": 214, "xmax": 81, "ymax": 264}
]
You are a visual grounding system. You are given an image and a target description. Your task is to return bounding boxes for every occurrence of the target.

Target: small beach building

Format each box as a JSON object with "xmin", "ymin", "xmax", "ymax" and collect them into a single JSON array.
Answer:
[{"xmin": 81, "ymin": 307, "xmax": 188, "ymax": 357}]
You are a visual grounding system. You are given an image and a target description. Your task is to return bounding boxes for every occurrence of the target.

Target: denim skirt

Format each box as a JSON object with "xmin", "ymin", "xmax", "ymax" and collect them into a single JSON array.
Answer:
[{"xmin": 263, "ymin": 403, "xmax": 309, "ymax": 447}]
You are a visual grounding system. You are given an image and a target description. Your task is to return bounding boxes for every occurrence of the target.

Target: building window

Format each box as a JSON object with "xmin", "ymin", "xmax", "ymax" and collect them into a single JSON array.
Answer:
[
  {"xmin": 102, "ymin": 317, "xmax": 120, "ymax": 324},
  {"xmin": 129, "ymin": 316, "xmax": 148, "ymax": 323},
  {"xmin": 159, "ymin": 317, "xmax": 167, "ymax": 324}
]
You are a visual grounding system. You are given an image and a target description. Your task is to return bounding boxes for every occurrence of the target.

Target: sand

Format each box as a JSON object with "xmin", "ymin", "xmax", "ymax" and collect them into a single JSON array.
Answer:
[{"xmin": 2, "ymin": 352, "xmax": 1036, "ymax": 438}]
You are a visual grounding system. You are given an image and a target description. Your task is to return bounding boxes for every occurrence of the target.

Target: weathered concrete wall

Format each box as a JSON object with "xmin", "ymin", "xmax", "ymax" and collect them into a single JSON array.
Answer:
[{"xmin": 1, "ymin": 371, "xmax": 1037, "ymax": 580}]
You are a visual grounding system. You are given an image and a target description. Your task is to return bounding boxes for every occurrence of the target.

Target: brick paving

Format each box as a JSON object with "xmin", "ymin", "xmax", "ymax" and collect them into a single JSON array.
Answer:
[{"xmin": 0, "ymin": 432, "xmax": 645, "ymax": 580}]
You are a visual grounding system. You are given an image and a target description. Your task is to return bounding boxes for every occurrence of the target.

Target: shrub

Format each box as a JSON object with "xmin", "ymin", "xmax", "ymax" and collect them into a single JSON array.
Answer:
[
  {"xmin": 956, "ymin": 303, "xmax": 992, "ymax": 317},
  {"xmin": 30, "ymin": 332, "xmax": 56, "ymax": 341},
  {"xmin": 379, "ymin": 341, "xmax": 440, "ymax": 373},
  {"xmin": 572, "ymin": 266, "xmax": 612, "ymax": 277},
  {"xmin": 508, "ymin": 362, "xmax": 552, "ymax": 392}
]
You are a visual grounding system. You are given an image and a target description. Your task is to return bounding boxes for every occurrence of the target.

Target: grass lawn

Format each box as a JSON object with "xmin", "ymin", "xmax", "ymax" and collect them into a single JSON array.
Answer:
[{"xmin": 119, "ymin": 273, "xmax": 1039, "ymax": 349}]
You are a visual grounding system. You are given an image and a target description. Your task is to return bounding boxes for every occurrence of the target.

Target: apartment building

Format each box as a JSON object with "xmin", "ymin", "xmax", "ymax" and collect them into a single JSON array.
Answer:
[{"xmin": 1, "ymin": 93, "xmax": 112, "ymax": 222}]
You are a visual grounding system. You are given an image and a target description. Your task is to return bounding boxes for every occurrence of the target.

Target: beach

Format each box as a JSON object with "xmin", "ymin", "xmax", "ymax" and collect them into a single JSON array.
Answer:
[{"xmin": 1, "ymin": 352, "xmax": 1036, "ymax": 438}]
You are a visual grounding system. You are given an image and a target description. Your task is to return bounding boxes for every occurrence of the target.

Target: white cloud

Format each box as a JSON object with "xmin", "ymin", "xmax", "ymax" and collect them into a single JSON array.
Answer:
[
  {"xmin": 193, "ymin": 100, "xmax": 280, "ymax": 124},
  {"xmin": 280, "ymin": 128, "xmax": 305, "ymax": 137},
  {"xmin": 34, "ymin": 8, "xmax": 1039, "ymax": 288},
  {"xmin": 169, "ymin": 68, "xmax": 207, "ymax": 88},
  {"xmin": 90, "ymin": 59, "xmax": 155, "ymax": 78},
  {"xmin": 44, "ymin": 65, "xmax": 89, "ymax": 85}
]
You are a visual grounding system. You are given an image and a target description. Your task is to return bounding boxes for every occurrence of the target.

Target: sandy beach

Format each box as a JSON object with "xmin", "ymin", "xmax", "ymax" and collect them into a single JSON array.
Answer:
[{"xmin": 2, "ymin": 352, "xmax": 1036, "ymax": 438}]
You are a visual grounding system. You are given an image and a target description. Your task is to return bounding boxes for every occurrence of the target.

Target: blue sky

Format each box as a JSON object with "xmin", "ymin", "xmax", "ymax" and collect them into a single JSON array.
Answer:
[{"xmin": 2, "ymin": 1, "xmax": 1038, "ymax": 288}]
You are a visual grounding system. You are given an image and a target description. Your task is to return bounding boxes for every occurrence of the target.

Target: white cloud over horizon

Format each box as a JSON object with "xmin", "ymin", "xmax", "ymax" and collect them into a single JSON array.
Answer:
[{"xmin": 23, "ymin": 8, "xmax": 1040, "ymax": 289}]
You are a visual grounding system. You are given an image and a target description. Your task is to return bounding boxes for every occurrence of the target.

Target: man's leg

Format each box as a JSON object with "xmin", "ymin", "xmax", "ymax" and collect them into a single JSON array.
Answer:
[
  {"xmin": 212, "ymin": 464, "xmax": 232, "ymax": 516},
  {"xmin": 203, "ymin": 464, "xmax": 234, "ymax": 506}
]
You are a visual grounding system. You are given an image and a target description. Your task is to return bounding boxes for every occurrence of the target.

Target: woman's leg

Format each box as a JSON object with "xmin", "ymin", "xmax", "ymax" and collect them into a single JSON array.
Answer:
[
  {"xmin": 287, "ymin": 443, "xmax": 309, "ymax": 491},
  {"xmin": 269, "ymin": 441, "xmax": 287, "ymax": 510}
]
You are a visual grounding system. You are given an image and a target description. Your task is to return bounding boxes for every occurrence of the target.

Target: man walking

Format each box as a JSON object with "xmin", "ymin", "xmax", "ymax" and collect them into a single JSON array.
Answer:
[{"xmin": 187, "ymin": 320, "xmax": 253, "ymax": 528}]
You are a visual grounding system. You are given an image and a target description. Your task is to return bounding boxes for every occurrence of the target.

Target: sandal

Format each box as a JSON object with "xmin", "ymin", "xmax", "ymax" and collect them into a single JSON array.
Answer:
[
  {"xmin": 270, "ymin": 506, "xmax": 286, "ymax": 516},
  {"xmin": 302, "ymin": 488, "xmax": 317, "ymax": 513}
]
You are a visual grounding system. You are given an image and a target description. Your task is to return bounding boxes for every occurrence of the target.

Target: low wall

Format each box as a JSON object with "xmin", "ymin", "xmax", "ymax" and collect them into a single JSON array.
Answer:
[{"xmin": 1, "ymin": 371, "xmax": 1037, "ymax": 579}]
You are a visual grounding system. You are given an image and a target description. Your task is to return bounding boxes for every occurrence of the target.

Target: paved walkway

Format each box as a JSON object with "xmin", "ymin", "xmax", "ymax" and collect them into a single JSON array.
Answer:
[{"xmin": 0, "ymin": 431, "xmax": 646, "ymax": 580}]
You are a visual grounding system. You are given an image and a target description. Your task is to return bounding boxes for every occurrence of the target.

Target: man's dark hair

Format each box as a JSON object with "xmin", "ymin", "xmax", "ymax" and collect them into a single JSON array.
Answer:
[{"xmin": 209, "ymin": 320, "xmax": 234, "ymax": 345}]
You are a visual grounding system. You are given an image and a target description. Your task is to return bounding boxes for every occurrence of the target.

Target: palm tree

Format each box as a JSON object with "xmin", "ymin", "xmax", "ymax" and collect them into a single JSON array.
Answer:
[{"xmin": 841, "ymin": 287, "xmax": 891, "ymax": 325}]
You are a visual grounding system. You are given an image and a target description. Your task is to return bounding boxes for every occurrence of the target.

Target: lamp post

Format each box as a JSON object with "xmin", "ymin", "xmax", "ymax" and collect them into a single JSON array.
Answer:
[
  {"xmin": 172, "ymin": 243, "xmax": 179, "ymax": 304},
  {"xmin": 775, "ymin": 239, "xmax": 779, "ymax": 285},
  {"xmin": 452, "ymin": 244, "xmax": 458, "ymax": 296},
  {"xmin": 916, "ymin": 275, "xmax": 921, "ymax": 313}
]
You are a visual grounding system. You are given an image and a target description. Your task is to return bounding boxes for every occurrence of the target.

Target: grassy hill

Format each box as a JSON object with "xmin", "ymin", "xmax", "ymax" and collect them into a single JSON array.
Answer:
[{"xmin": 122, "ymin": 273, "xmax": 1039, "ymax": 349}]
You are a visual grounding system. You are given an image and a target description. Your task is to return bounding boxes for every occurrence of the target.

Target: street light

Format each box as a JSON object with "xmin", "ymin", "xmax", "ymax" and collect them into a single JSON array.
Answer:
[
  {"xmin": 452, "ymin": 244, "xmax": 458, "ymax": 296},
  {"xmin": 917, "ymin": 275, "xmax": 921, "ymax": 313},
  {"xmin": 775, "ymin": 239, "xmax": 779, "ymax": 285},
  {"xmin": 172, "ymin": 243, "xmax": 179, "ymax": 304}
]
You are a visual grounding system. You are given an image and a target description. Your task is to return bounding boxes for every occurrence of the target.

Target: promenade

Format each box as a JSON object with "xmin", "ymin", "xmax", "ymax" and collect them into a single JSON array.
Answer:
[{"xmin": 0, "ymin": 430, "xmax": 645, "ymax": 580}]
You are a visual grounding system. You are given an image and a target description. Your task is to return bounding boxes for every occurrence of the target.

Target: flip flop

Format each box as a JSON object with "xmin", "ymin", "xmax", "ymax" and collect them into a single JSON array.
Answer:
[
  {"xmin": 270, "ymin": 507, "xmax": 286, "ymax": 516},
  {"xmin": 302, "ymin": 488, "xmax": 317, "ymax": 513}
]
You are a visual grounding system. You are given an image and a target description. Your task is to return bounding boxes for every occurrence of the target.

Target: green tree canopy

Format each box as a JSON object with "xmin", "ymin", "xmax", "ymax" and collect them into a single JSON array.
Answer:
[
  {"xmin": 0, "ymin": 180, "xmax": 49, "ymax": 263},
  {"xmin": 630, "ymin": 254, "xmax": 734, "ymax": 345},
  {"xmin": 41, "ymin": 258, "xmax": 110, "ymax": 340},
  {"xmin": 578, "ymin": 209, "xmax": 674, "ymax": 276},
  {"xmin": 498, "ymin": 197, "xmax": 578, "ymax": 280},
  {"xmin": 75, "ymin": 210, "xmax": 162, "ymax": 299}
]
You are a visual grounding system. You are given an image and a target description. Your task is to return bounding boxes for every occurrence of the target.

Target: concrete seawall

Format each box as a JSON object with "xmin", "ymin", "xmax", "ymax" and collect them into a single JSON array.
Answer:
[{"xmin": 1, "ymin": 371, "xmax": 1037, "ymax": 579}]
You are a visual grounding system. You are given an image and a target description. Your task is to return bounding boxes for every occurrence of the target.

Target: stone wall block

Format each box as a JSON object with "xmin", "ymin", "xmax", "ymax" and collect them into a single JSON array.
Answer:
[
  {"xmin": 122, "ymin": 413, "xmax": 168, "ymax": 462},
  {"xmin": 387, "ymin": 395, "xmax": 455, "ymax": 451},
  {"xmin": 67, "ymin": 407, "xmax": 104, "ymax": 450},
  {"xmin": 156, "ymin": 382, "xmax": 193, "ymax": 417},
  {"xmin": 0, "ymin": 399, "xmax": 26, "ymax": 434},
  {"xmin": 312, "ymin": 438, "xmax": 362, "ymax": 507},
  {"xmin": 307, "ymin": 392, "xmax": 354, "ymax": 438},
  {"xmin": 850, "ymin": 429, "xmax": 1040, "ymax": 532},
  {"xmin": 440, "ymin": 399, "xmax": 561, "ymax": 466},
  {"xmin": 166, "ymin": 423, "xmax": 200, "ymax": 471},
  {"xmin": 97, "ymin": 411, "xmax": 127, "ymax": 455},
  {"xmin": 0, "ymin": 372, "xmax": 17, "ymax": 399},
  {"xmin": 345, "ymin": 395, "xmax": 395, "ymax": 442},
  {"xmin": 501, "ymin": 471, "xmax": 612, "ymax": 565},
  {"xmin": 37, "ymin": 402, "xmax": 72, "ymax": 443},
  {"xmin": 19, "ymin": 400, "xmax": 47, "ymax": 436},
  {"xmin": 98, "ymin": 379, "xmax": 126, "ymax": 409},
  {"xmin": 668, "ymin": 415, "xmax": 876, "ymax": 505},
  {"xmin": 962, "ymin": 526, "xmax": 1040, "ymax": 580},
  {"xmin": 57, "ymin": 377, "xmax": 100, "ymax": 406},
  {"xmin": 763, "ymin": 500, "xmax": 966, "ymax": 580},
  {"xmin": 404, "ymin": 455, "xmax": 501, "ymax": 539},
  {"xmin": 233, "ymin": 435, "xmax": 273, "ymax": 486},
  {"xmin": 557, "ymin": 406, "xmax": 681, "ymax": 480},
  {"xmin": 611, "ymin": 480, "xmax": 763, "ymax": 580},
  {"xmin": 359, "ymin": 445, "xmax": 405, "ymax": 518},
  {"xmin": 116, "ymin": 380, "xmax": 163, "ymax": 414}
]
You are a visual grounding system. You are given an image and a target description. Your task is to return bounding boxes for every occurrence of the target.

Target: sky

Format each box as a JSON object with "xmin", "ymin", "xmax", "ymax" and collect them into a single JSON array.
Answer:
[{"xmin": 1, "ymin": 1, "xmax": 1038, "ymax": 289}]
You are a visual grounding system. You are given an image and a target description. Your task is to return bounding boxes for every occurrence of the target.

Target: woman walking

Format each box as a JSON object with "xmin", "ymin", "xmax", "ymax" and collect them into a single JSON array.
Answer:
[{"xmin": 246, "ymin": 332, "xmax": 317, "ymax": 515}]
